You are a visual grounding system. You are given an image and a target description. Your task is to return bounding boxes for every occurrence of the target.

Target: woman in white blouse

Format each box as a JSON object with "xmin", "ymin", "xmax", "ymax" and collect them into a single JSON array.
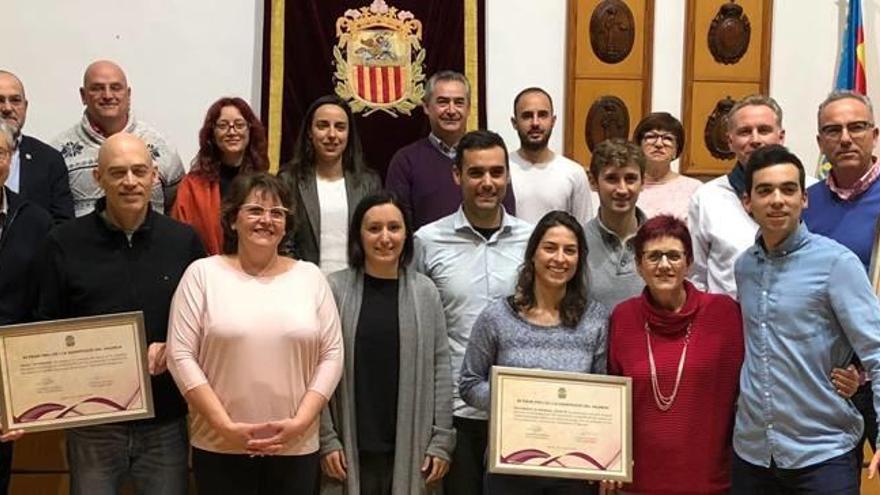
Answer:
[{"xmin": 279, "ymin": 95, "xmax": 380, "ymax": 274}]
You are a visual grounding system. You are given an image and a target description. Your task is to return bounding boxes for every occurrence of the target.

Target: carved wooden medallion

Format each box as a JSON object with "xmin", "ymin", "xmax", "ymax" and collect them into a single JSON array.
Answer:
[
  {"xmin": 708, "ymin": 2, "xmax": 751, "ymax": 65},
  {"xmin": 704, "ymin": 96, "xmax": 736, "ymax": 160},
  {"xmin": 590, "ymin": 0, "xmax": 636, "ymax": 64},
  {"xmin": 585, "ymin": 96, "xmax": 630, "ymax": 152}
]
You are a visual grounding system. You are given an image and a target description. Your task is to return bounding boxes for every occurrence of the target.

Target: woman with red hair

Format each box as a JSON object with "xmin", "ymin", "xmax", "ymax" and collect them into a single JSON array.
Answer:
[
  {"xmin": 172, "ymin": 97, "xmax": 269, "ymax": 254},
  {"xmin": 607, "ymin": 215, "xmax": 857, "ymax": 493},
  {"xmin": 608, "ymin": 214, "xmax": 742, "ymax": 493}
]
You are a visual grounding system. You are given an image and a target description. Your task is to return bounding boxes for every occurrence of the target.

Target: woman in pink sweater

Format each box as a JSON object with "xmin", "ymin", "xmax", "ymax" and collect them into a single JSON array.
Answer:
[{"xmin": 167, "ymin": 173, "xmax": 343, "ymax": 495}]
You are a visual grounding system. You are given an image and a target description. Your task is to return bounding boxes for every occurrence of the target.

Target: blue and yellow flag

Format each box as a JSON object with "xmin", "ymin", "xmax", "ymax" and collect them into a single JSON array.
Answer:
[{"xmin": 818, "ymin": 0, "xmax": 867, "ymax": 178}]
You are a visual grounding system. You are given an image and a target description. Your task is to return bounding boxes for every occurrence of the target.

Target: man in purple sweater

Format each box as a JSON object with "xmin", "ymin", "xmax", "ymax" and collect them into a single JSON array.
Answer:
[
  {"xmin": 803, "ymin": 90, "xmax": 880, "ymax": 473},
  {"xmin": 385, "ymin": 70, "xmax": 515, "ymax": 229}
]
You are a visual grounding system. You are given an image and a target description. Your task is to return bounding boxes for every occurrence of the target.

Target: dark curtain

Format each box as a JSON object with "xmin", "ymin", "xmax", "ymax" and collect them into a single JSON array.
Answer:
[{"xmin": 261, "ymin": 0, "xmax": 486, "ymax": 181}]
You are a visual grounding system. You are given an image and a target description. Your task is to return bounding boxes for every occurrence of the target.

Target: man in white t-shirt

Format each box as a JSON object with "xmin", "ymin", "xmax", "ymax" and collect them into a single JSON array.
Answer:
[{"xmin": 508, "ymin": 87, "xmax": 592, "ymax": 225}]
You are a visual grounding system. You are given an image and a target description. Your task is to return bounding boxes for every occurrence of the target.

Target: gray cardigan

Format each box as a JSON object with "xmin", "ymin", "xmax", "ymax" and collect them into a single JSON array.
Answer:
[{"xmin": 320, "ymin": 268, "xmax": 456, "ymax": 495}]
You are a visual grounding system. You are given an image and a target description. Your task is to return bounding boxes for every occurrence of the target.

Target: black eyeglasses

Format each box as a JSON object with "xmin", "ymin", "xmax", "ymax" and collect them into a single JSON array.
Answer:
[{"xmin": 819, "ymin": 121, "xmax": 874, "ymax": 140}]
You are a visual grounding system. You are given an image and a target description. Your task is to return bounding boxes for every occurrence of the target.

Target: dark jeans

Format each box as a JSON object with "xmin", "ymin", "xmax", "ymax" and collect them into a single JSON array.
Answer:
[
  {"xmin": 67, "ymin": 418, "xmax": 189, "ymax": 495},
  {"xmin": 731, "ymin": 449, "xmax": 860, "ymax": 495},
  {"xmin": 486, "ymin": 473, "xmax": 598, "ymax": 495},
  {"xmin": 444, "ymin": 416, "xmax": 488, "ymax": 495},
  {"xmin": 853, "ymin": 383, "xmax": 878, "ymax": 468},
  {"xmin": 192, "ymin": 447, "xmax": 319, "ymax": 495},
  {"xmin": 0, "ymin": 441, "xmax": 10, "ymax": 495},
  {"xmin": 359, "ymin": 451, "xmax": 394, "ymax": 495}
]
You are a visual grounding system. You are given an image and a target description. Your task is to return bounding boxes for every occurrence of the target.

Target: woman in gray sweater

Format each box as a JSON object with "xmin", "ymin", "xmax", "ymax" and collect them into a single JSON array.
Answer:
[
  {"xmin": 320, "ymin": 191, "xmax": 455, "ymax": 495},
  {"xmin": 459, "ymin": 211, "xmax": 607, "ymax": 495}
]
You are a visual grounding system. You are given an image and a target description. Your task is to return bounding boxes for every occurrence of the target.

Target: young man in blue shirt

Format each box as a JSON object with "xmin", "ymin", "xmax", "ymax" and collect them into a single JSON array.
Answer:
[{"xmin": 733, "ymin": 144, "xmax": 880, "ymax": 493}]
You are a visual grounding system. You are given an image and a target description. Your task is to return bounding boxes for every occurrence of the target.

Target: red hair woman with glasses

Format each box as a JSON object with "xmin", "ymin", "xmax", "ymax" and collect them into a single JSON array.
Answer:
[{"xmin": 172, "ymin": 97, "xmax": 269, "ymax": 254}]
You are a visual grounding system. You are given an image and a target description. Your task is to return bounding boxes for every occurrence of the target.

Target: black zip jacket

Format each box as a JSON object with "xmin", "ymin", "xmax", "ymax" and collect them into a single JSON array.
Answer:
[{"xmin": 35, "ymin": 197, "xmax": 206, "ymax": 423}]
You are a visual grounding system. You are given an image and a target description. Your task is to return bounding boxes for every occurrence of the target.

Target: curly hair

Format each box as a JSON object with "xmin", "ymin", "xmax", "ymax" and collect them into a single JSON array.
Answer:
[
  {"xmin": 511, "ymin": 211, "xmax": 589, "ymax": 328},
  {"xmin": 190, "ymin": 97, "xmax": 269, "ymax": 180}
]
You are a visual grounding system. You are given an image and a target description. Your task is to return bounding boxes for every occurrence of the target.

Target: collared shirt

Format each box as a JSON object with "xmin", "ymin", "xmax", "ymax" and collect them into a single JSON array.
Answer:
[
  {"xmin": 414, "ymin": 206, "xmax": 532, "ymax": 419},
  {"xmin": 427, "ymin": 133, "xmax": 457, "ymax": 160},
  {"xmin": 827, "ymin": 156, "xmax": 880, "ymax": 201},
  {"xmin": 734, "ymin": 222, "xmax": 880, "ymax": 468},
  {"xmin": 8, "ymin": 134, "xmax": 22, "ymax": 193},
  {"xmin": 687, "ymin": 174, "xmax": 758, "ymax": 298},
  {"xmin": 584, "ymin": 208, "xmax": 647, "ymax": 310}
]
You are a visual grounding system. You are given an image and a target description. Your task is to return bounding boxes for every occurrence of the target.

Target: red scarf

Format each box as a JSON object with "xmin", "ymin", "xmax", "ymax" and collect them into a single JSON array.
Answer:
[{"xmin": 639, "ymin": 280, "xmax": 704, "ymax": 336}]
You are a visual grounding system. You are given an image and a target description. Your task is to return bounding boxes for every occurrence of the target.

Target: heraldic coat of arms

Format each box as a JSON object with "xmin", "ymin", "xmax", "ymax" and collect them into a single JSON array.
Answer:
[{"xmin": 333, "ymin": 0, "xmax": 426, "ymax": 116}]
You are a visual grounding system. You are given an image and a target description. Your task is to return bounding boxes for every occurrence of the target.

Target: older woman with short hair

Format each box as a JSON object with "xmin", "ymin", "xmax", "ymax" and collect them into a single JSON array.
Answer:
[
  {"xmin": 319, "ymin": 191, "xmax": 454, "ymax": 495},
  {"xmin": 607, "ymin": 215, "xmax": 860, "ymax": 494},
  {"xmin": 168, "ymin": 172, "xmax": 343, "ymax": 495},
  {"xmin": 607, "ymin": 214, "xmax": 741, "ymax": 494},
  {"xmin": 632, "ymin": 113, "xmax": 701, "ymax": 219}
]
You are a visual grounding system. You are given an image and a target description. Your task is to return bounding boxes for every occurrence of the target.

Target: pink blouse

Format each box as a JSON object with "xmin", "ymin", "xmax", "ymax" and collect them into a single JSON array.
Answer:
[
  {"xmin": 167, "ymin": 256, "xmax": 343, "ymax": 455},
  {"xmin": 637, "ymin": 174, "xmax": 703, "ymax": 220}
]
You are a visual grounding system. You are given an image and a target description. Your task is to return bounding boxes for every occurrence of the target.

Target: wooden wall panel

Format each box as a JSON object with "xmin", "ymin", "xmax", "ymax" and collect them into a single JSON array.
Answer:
[
  {"xmin": 686, "ymin": 81, "xmax": 761, "ymax": 175},
  {"xmin": 681, "ymin": 0, "xmax": 772, "ymax": 177},
  {"xmin": 571, "ymin": 79, "xmax": 645, "ymax": 168},
  {"xmin": 691, "ymin": 0, "xmax": 766, "ymax": 82},
  {"xmin": 573, "ymin": 0, "xmax": 648, "ymax": 79},
  {"xmin": 565, "ymin": 0, "xmax": 654, "ymax": 170}
]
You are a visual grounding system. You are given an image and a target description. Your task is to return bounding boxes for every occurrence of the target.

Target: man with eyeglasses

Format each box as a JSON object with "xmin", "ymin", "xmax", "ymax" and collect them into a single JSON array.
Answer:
[
  {"xmin": 507, "ymin": 87, "xmax": 592, "ymax": 225},
  {"xmin": 35, "ymin": 133, "xmax": 204, "ymax": 495},
  {"xmin": 0, "ymin": 70, "xmax": 74, "ymax": 223},
  {"xmin": 0, "ymin": 120, "xmax": 53, "ymax": 494},
  {"xmin": 804, "ymin": 90, "xmax": 880, "ymax": 476},
  {"xmin": 52, "ymin": 60, "xmax": 184, "ymax": 217}
]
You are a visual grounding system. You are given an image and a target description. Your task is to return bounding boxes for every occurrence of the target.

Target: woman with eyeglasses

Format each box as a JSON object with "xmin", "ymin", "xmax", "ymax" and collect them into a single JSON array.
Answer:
[
  {"xmin": 172, "ymin": 97, "xmax": 269, "ymax": 255},
  {"xmin": 459, "ymin": 211, "xmax": 606, "ymax": 495},
  {"xmin": 605, "ymin": 215, "xmax": 860, "ymax": 494},
  {"xmin": 280, "ymin": 95, "xmax": 381, "ymax": 275},
  {"xmin": 319, "ymin": 191, "xmax": 454, "ymax": 495},
  {"xmin": 167, "ymin": 173, "xmax": 343, "ymax": 495},
  {"xmin": 606, "ymin": 214, "xmax": 742, "ymax": 494},
  {"xmin": 632, "ymin": 113, "xmax": 701, "ymax": 219}
]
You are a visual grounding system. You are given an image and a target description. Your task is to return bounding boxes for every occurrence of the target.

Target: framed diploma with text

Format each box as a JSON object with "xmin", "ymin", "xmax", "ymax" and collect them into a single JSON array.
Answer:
[
  {"xmin": 0, "ymin": 312, "xmax": 154, "ymax": 433},
  {"xmin": 488, "ymin": 366, "xmax": 632, "ymax": 482}
]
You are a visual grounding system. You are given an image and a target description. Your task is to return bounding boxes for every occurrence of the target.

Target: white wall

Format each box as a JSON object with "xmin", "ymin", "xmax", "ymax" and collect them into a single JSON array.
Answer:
[
  {"xmin": 485, "ymin": 0, "xmax": 569, "ymax": 154},
  {"xmin": 6, "ymin": 0, "xmax": 878, "ymax": 177},
  {"xmin": 5, "ymin": 0, "xmax": 264, "ymax": 168},
  {"xmin": 485, "ymin": 0, "xmax": 880, "ymax": 177}
]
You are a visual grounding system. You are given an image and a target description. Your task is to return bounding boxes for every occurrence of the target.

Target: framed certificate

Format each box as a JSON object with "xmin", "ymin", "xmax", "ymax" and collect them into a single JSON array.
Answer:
[
  {"xmin": 488, "ymin": 366, "xmax": 632, "ymax": 482},
  {"xmin": 0, "ymin": 312, "xmax": 154, "ymax": 433}
]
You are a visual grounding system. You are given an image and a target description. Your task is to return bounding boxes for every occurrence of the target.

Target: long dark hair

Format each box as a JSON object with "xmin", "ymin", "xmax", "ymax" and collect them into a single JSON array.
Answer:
[
  {"xmin": 191, "ymin": 97, "xmax": 269, "ymax": 180},
  {"xmin": 283, "ymin": 95, "xmax": 369, "ymax": 184},
  {"xmin": 511, "ymin": 211, "xmax": 588, "ymax": 328}
]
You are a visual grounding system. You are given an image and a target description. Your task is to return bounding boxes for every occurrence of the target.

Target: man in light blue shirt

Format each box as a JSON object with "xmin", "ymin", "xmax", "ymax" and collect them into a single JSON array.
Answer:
[
  {"xmin": 414, "ymin": 129, "xmax": 532, "ymax": 495},
  {"xmin": 733, "ymin": 144, "xmax": 880, "ymax": 493}
]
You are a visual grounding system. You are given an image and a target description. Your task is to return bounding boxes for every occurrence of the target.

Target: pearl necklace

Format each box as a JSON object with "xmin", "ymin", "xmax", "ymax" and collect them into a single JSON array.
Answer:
[{"xmin": 644, "ymin": 322, "xmax": 692, "ymax": 411}]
